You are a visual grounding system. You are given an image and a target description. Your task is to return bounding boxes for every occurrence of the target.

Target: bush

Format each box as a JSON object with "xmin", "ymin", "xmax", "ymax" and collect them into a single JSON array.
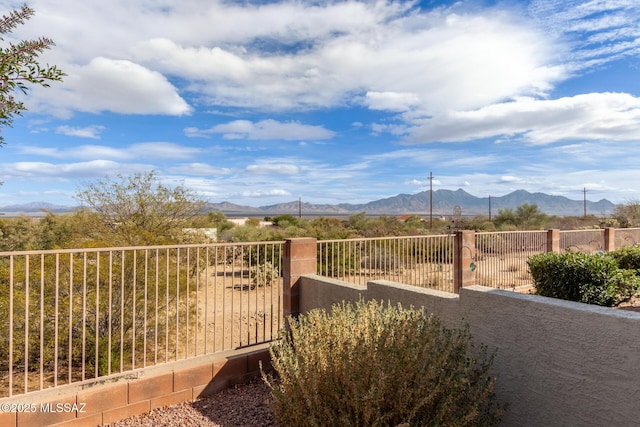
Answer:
[
  {"xmin": 250, "ymin": 261, "xmax": 279, "ymax": 287},
  {"xmin": 263, "ymin": 299, "xmax": 504, "ymax": 427},
  {"xmin": 527, "ymin": 252, "xmax": 640, "ymax": 306},
  {"xmin": 608, "ymin": 246, "xmax": 640, "ymax": 271}
]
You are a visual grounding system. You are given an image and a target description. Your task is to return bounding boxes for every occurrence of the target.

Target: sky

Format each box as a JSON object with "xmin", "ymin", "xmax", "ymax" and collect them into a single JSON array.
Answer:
[{"xmin": 1, "ymin": 0, "xmax": 640, "ymax": 208}]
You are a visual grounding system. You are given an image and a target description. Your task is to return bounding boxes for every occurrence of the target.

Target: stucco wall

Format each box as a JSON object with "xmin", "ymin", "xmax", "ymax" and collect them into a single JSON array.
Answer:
[
  {"xmin": 460, "ymin": 286, "xmax": 640, "ymax": 427},
  {"xmin": 299, "ymin": 275, "xmax": 461, "ymax": 327},
  {"xmin": 299, "ymin": 275, "xmax": 640, "ymax": 427}
]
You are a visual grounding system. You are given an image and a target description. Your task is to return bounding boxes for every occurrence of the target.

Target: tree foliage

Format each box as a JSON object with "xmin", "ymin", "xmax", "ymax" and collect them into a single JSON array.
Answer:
[
  {"xmin": 0, "ymin": 5, "xmax": 64, "ymax": 146},
  {"xmin": 493, "ymin": 203, "xmax": 548, "ymax": 230},
  {"xmin": 75, "ymin": 171, "xmax": 207, "ymax": 246},
  {"xmin": 613, "ymin": 201, "xmax": 640, "ymax": 228}
]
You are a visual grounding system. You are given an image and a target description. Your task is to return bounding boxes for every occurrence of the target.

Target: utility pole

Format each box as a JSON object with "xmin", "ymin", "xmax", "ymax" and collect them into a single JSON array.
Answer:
[
  {"xmin": 429, "ymin": 171, "xmax": 433, "ymax": 228},
  {"xmin": 299, "ymin": 196, "xmax": 302, "ymax": 219},
  {"xmin": 489, "ymin": 195, "xmax": 492, "ymax": 221},
  {"xmin": 583, "ymin": 187, "xmax": 587, "ymax": 218}
]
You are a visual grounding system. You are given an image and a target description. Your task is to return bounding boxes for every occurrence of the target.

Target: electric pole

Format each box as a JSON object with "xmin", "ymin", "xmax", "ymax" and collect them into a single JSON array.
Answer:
[
  {"xmin": 489, "ymin": 194, "xmax": 492, "ymax": 221},
  {"xmin": 583, "ymin": 187, "xmax": 587, "ymax": 218},
  {"xmin": 429, "ymin": 171, "xmax": 433, "ymax": 228}
]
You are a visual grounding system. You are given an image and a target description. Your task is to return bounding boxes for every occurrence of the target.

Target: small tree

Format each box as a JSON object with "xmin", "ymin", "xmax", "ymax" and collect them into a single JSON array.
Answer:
[
  {"xmin": 0, "ymin": 5, "xmax": 64, "ymax": 146},
  {"xmin": 613, "ymin": 201, "xmax": 640, "ymax": 228},
  {"xmin": 76, "ymin": 171, "xmax": 206, "ymax": 246},
  {"xmin": 494, "ymin": 204, "xmax": 547, "ymax": 230}
]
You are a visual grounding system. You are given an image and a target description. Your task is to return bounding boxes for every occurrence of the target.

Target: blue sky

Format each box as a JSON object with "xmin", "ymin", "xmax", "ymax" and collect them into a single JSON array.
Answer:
[{"xmin": 1, "ymin": 0, "xmax": 640, "ymax": 208}]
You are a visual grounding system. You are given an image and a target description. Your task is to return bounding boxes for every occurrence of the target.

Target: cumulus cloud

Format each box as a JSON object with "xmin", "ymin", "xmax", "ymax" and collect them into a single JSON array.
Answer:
[
  {"xmin": 365, "ymin": 92, "xmax": 421, "ymax": 112},
  {"xmin": 56, "ymin": 125, "xmax": 105, "ymax": 139},
  {"xmin": 185, "ymin": 119, "xmax": 335, "ymax": 140},
  {"xmin": 8, "ymin": 0, "xmax": 640, "ymax": 206},
  {"xmin": 39, "ymin": 58, "xmax": 191, "ymax": 116},
  {"xmin": 20, "ymin": 0, "xmax": 567, "ymax": 116},
  {"xmin": 500, "ymin": 175, "xmax": 523, "ymax": 183},
  {"xmin": 404, "ymin": 92, "xmax": 640, "ymax": 145}
]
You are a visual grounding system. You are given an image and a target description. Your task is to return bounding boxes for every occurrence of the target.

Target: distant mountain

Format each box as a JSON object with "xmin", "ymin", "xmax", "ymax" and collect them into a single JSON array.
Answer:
[
  {"xmin": 1, "ymin": 189, "xmax": 617, "ymax": 217},
  {"xmin": 208, "ymin": 189, "xmax": 617, "ymax": 217},
  {"xmin": 0, "ymin": 202, "xmax": 71, "ymax": 213}
]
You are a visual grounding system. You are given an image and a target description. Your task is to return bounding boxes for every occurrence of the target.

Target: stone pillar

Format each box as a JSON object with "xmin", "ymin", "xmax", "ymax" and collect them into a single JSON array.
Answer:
[
  {"xmin": 282, "ymin": 238, "xmax": 317, "ymax": 319},
  {"xmin": 604, "ymin": 228, "xmax": 616, "ymax": 252},
  {"xmin": 547, "ymin": 229, "xmax": 560, "ymax": 253},
  {"xmin": 453, "ymin": 230, "xmax": 475, "ymax": 294}
]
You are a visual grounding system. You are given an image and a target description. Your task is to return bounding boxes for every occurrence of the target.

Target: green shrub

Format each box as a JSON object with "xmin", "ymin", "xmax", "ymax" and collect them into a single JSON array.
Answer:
[
  {"xmin": 527, "ymin": 252, "xmax": 640, "ymax": 306},
  {"xmin": 263, "ymin": 299, "xmax": 504, "ymax": 427},
  {"xmin": 250, "ymin": 261, "xmax": 279, "ymax": 287},
  {"xmin": 608, "ymin": 246, "xmax": 640, "ymax": 271},
  {"xmin": 420, "ymin": 239, "xmax": 453, "ymax": 263}
]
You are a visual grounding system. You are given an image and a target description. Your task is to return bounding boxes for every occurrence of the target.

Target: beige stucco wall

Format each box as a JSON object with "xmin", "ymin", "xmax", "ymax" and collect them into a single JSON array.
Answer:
[
  {"xmin": 299, "ymin": 275, "xmax": 640, "ymax": 427},
  {"xmin": 299, "ymin": 275, "xmax": 460, "ymax": 328},
  {"xmin": 460, "ymin": 286, "xmax": 640, "ymax": 427}
]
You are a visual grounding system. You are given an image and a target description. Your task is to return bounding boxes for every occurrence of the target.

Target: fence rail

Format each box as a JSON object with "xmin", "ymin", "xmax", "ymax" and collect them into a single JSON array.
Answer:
[
  {"xmin": 560, "ymin": 229, "xmax": 605, "ymax": 253},
  {"xmin": 2, "ymin": 227, "xmax": 640, "ymax": 400},
  {"xmin": 0, "ymin": 241, "xmax": 284, "ymax": 398},
  {"xmin": 475, "ymin": 231, "xmax": 547, "ymax": 290},
  {"xmin": 317, "ymin": 235, "xmax": 454, "ymax": 292}
]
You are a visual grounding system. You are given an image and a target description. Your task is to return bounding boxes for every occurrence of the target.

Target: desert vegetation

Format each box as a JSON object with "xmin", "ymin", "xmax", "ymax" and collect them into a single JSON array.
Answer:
[
  {"xmin": 264, "ymin": 298, "xmax": 504, "ymax": 427},
  {"xmin": 528, "ymin": 246, "xmax": 640, "ymax": 307}
]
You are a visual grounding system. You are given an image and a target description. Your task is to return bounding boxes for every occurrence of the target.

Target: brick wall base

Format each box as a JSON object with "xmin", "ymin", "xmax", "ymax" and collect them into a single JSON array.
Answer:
[{"xmin": 0, "ymin": 344, "xmax": 272, "ymax": 427}]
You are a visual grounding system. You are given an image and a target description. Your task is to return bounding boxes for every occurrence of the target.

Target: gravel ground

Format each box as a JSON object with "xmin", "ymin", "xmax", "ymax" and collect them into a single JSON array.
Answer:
[{"xmin": 111, "ymin": 377, "xmax": 279, "ymax": 427}]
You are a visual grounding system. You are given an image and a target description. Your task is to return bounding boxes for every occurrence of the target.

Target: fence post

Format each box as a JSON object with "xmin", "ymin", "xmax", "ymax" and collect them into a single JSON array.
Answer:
[
  {"xmin": 283, "ymin": 238, "xmax": 317, "ymax": 319},
  {"xmin": 547, "ymin": 229, "xmax": 560, "ymax": 253},
  {"xmin": 604, "ymin": 228, "xmax": 615, "ymax": 252},
  {"xmin": 453, "ymin": 230, "xmax": 475, "ymax": 294}
]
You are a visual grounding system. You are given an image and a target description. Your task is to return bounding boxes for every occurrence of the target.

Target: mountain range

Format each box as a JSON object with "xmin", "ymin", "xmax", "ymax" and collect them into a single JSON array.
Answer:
[
  {"xmin": 206, "ymin": 189, "xmax": 617, "ymax": 217},
  {"xmin": 0, "ymin": 189, "xmax": 617, "ymax": 217}
]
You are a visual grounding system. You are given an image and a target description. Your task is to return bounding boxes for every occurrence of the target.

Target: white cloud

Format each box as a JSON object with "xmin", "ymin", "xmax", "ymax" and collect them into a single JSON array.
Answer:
[
  {"xmin": 3, "ymin": 160, "xmax": 151, "ymax": 179},
  {"xmin": 371, "ymin": 123, "xmax": 408, "ymax": 136},
  {"xmin": 528, "ymin": 0, "xmax": 640, "ymax": 71},
  {"xmin": 18, "ymin": 145, "xmax": 127, "ymax": 160},
  {"xmin": 240, "ymin": 189, "xmax": 292, "ymax": 198},
  {"xmin": 56, "ymin": 125, "xmax": 105, "ymax": 139},
  {"xmin": 17, "ymin": 142, "xmax": 201, "ymax": 161},
  {"xmin": 167, "ymin": 163, "xmax": 231, "ymax": 176},
  {"xmin": 186, "ymin": 119, "xmax": 335, "ymax": 140},
  {"xmin": 365, "ymin": 92, "xmax": 421, "ymax": 112},
  {"xmin": 21, "ymin": 0, "xmax": 566, "ymax": 116},
  {"xmin": 405, "ymin": 93, "xmax": 640, "ymax": 144},
  {"xmin": 245, "ymin": 164, "xmax": 300, "ymax": 175},
  {"xmin": 128, "ymin": 142, "xmax": 201, "ymax": 159},
  {"xmin": 34, "ymin": 57, "xmax": 191, "ymax": 116},
  {"xmin": 500, "ymin": 175, "xmax": 522, "ymax": 183}
]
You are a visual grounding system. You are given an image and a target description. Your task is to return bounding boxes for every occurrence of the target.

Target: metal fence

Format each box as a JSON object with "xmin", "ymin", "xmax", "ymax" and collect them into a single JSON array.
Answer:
[
  {"xmin": 614, "ymin": 228, "xmax": 640, "ymax": 248},
  {"xmin": 0, "ymin": 241, "xmax": 284, "ymax": 398},
  {"xmin": 3, "ymin": 227, "xmax": 640, "ymax": 399},
  {"xmin": 560, "ymin": 229, "xmax": 605, "ymax": 253},
  {"xmin": 317, "ymin": 235, "xmax": 454, "ymax": 292},
  {"xmin": 475, "ymin": 231, "xmax": 547, "ymax": 290}
]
